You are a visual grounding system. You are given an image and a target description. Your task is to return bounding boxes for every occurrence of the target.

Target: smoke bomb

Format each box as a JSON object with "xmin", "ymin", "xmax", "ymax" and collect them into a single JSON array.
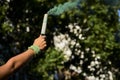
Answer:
[{"xmin": 41, "ymin": 14, "xmax": 48, "ymax": 35}]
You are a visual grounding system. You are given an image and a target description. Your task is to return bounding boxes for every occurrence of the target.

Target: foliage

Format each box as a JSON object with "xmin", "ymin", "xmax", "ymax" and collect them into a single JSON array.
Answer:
[
  {"xmin": 1, "ymin": 0, "xmax": 120, "ymax": 80},
  {"xmin": 52, "ymin": 0, "xmax": 120, "ymax": 79},
  {"xmin": 0, "ymin": 0, "xmax": 66, "ymax": 79},
  {"xmin": 29, "ymin": 47, "xmax": 64, "ymax": 80}
]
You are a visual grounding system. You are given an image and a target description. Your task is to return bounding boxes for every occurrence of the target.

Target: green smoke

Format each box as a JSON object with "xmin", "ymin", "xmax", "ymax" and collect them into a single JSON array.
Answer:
[
  {"xmin": 47, "ymin": 0, "xmax": 80, "ymax": 16},
  {"xmin": 47, "ymin": 0, "xmax": 119, "ymax": 16}
]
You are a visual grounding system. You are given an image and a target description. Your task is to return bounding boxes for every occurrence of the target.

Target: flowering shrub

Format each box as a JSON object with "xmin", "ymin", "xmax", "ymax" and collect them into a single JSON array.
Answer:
[{"xmin": 53, "ymin": 23, "xmax": 114, "ymax": 80}]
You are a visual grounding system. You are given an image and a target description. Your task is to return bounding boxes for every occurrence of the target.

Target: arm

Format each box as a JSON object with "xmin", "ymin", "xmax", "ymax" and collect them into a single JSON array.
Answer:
[
  {"xmin": 0, "ymin": 35, "xmax": 46, "ymax": 80},
  {"xmin": 0, "ymin": 49, "xmax": 34, "ymax": 80}
]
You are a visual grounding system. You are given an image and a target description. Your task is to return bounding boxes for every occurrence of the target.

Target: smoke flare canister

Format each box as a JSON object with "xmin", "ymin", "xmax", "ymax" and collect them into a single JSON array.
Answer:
[{"xmin": 41, "ymin": 14, "xmax": 48, "ymax": 35}]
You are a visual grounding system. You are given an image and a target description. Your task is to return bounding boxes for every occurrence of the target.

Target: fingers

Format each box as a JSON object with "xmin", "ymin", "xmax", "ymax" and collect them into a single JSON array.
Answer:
[
  {"xmin": 39, "ymin": 35, "xmax": 46, "ymax": 39},
  {"xmin": 33, "ymin": 35, "xmax": 47, "ymax": 50},
  {"xmin": 38, "ymin": 35, "xmax": 47, "ymax": 50},
  {"xmin": 40, "ymin": 42, "xmax": 47, "ymax": 50}
]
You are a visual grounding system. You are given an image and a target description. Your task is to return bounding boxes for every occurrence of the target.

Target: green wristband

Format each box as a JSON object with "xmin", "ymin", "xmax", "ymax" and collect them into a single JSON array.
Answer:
[{"xmin": 28, "ymin": 45, "xmax": 40, "ymax": 54}]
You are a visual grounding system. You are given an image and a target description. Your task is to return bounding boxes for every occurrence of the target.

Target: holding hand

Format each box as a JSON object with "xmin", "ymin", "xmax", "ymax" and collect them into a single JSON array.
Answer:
[
  {"xmin": 29, "ymin": 35, "xmax": 47, "ymax": 54},
  {"xmin": 33, "ymin": 35, "xmax": 46, "ymax": 50}
]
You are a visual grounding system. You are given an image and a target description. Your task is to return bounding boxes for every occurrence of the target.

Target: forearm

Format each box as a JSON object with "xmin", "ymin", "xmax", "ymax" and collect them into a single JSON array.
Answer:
[
  {"xmin": 0, "ymin": 49, "xmax": 35, "ymax": 79},
  {"xmin": 0, "ymin": 35, "xmax": 46, "ymax": 80},
  {"xmin": 8, "ymin": 49, "xmax": 34, "ymax": 71}
]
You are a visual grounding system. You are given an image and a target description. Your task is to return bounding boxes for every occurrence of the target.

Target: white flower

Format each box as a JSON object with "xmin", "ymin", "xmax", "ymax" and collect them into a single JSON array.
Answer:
[
  {"xmin": 96, "ymin": 65, "xmax": 100, "ymax": 69},
  {"xmin": 59, "ymin": 43, "xmax": 65, "ymax": 50},
  {"xmin": 85, "ymin": 48, "xmax": 90, "ymax": 52},
  {"xmin": 75, "ymin": 25, "xmax": 80, "ymax": 30},
  {"xmin": 70, "ymin": 40, "xmax": 76, "ymax": 45},
  {"xmin": 78, "ymin": 50, "xmax": 81, "ymax": 53},
  {"xmin": 108, "ymin": 71, "xmax": 113, "ymax": 80},
  {"xmin": 108, "ymin": 61, "xmax": 112, "ymax": 65},
  {"xmin": 25, "ymin": 9, "xmax": 29, "ymax": 13},
  {"xmin": 90, "ymin": 68, "xmax": 95, "ymax": 71},
  {"xmin": 83, "ymin": 19, "xmax": 87, "ymax": 23},
  {"xmin": 90, "ymin": 61, "xmax": 95, "ymax": 67},
  {"xmin": 87, "ymin": 76, "xmax": 96, "ymax": 80},
  {"xmin": 68, "ymin": 24, "xmax": 73, "ymax": 29},
  {"xmin": 74, "ymin": 29, "xmax": 77, "ymax": 34},
  {"xmin": 79, "ymin": 34, "xmax": 82, "ymax": 39},
  {"xmin": 95, "ymin": 77, "xmax": 99, "ymax": 80},
  {"xmin": 80, "ymin": 54, "xmax": 84, "ymax": 58},
  {"xmin": 26, "ymin": 18, "xmax": 29, "ymax": 21},
  {"xmin": 80, "ymin": 60, "xmax": 83, "ymax": 65},
  {"xmin": 60, "ymin": 34, "xmax": 65, "ymax": 39},
  {"xmin": 81, "ymin": 51, "xmax": 84, "ymax": 55},
  {"xmin": 63, "ymin": 49, "xmax": 72, "ymax": 57},
  {"xmin": 77, "ymin": 67, "xmax": 82, "ymax": 73},
  {"xmin": 26, "ymin": 26, "xmax": 30, "ymax": 32},
  {"xmin": 88, "ymin": 65, "xmax": 91, "ymax": 69},
  {"xmin": 7, "ymin": 0, "xmax": 10, "ymax": 2},
  {"xmin": 96, "ymin": 71, "xmax": 100, "ymax": 75},
  {"xmin": 76, "ymin": 43, "xmax": 80, "ymax": 47},
  {"xmin": 100, "ymin": 78, "xmax": 104, "ymax": 80},
  {"xmin": 54, "ymin": 36, "xmax": 60, "ymax": 43},
  {"xmin": 100, "ymin": 74, "xmax": 105, "ymax": 78},
  {"xmin": 83, "ymin": 73, "xmax": 87, "ymax": 76},
  {"xmin": 70, "ymin": 29, "xmax": 74, "ymax": 32},
  {"xmin": 67, "ymin": 37, "xmax": 71, "ymax": 42},
  {"xmin": 91, "ymin": 50, "xmax": 95, "ymax": 54},
  {"xmin": 64, "ymin": 55, "xmax": 70, "ymax": 61},
  {"xmin": 97, "ymin": 56, "xmax": 101, "ymax": 59},
  {"xmin": 70, "ymin": 64, "xmax": 77, "ymax": 71},
  {"xmin": 81, "ymin": 37, "xmax": 85, "ymax": 40},
  {"xmin": 92, "ymin": 53, "xmax": 96, "ymax": 57},
  {"xmin": 71, "ymin": 55, "xmax": 75, "ymax": 59},
  {"xmin": 95, "ymin": 60, "xmax": 99, "ymax": 65}
]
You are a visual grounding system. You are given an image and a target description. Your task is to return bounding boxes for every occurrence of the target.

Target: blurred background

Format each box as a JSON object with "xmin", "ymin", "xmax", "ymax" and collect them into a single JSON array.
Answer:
[{"xmin": 0, "ymin": 0, "xmax": 120, "ymax": 80}]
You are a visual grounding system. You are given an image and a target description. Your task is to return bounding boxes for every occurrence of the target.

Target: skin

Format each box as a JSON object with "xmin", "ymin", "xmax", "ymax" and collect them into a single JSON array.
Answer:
[{"xmin": 0, "ymin": 35, "xmax": 46, "ymax": 80}]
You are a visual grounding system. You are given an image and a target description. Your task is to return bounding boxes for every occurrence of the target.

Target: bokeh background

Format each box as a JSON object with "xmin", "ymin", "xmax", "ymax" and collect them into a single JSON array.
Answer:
[{"xmin": 0, "ymin": 0, "xmax": 120, "ymax": 80}]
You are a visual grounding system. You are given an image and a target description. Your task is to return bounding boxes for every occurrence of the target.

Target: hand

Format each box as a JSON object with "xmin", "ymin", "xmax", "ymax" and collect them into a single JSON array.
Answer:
[{"xmin": 33, "ymin": 35, "xmax": 46, "ymax": 50}]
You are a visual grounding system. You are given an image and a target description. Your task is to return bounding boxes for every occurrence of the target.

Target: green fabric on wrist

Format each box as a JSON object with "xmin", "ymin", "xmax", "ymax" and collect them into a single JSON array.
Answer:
[{"xmin": 28, "ymin": 45, "xmax": 40, "ymax": 54}]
